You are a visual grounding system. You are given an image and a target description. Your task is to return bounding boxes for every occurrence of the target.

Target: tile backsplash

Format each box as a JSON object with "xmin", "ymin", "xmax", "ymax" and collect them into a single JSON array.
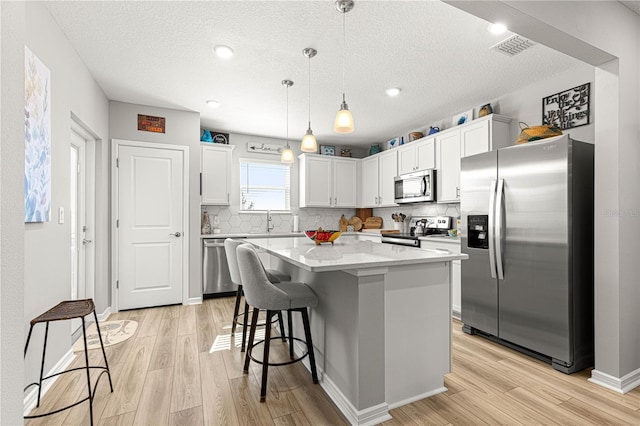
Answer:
[{"xmin": 201, "ymin": 206, "xmax": 357, "ymax": 234}]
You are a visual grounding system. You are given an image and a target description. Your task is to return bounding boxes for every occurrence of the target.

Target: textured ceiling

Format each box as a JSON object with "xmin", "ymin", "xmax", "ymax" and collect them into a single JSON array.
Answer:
[{"xmin": 43, "ymin": 1, "xmax": 584, "ymax": 146}]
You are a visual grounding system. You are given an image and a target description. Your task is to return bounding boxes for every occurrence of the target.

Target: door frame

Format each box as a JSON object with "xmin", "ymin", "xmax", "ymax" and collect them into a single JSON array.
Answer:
[
  {"xmin": 70, "ymin": 118, "xmax": 96, "ymax": 303},
  {"xmin": 111, "ymin": 139, "xmax": 190, "ymax": 312}
]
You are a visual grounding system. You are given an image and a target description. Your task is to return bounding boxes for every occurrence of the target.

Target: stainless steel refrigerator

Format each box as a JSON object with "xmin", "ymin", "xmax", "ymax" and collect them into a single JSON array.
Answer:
[{"xmin": 460, "ymin": 135, "xmax": 594, "ymax": 374}]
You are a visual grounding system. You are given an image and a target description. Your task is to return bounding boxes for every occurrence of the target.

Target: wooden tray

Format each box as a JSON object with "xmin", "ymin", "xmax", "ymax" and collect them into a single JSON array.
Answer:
[{"xmin": 361, "ymin": 229, "xmax": 400, "ymax": 234}]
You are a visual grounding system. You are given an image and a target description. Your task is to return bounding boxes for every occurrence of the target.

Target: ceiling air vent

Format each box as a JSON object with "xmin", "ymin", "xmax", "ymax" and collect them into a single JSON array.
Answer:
[{"xmin": 490, "ymin": 34, "xmax": 535, "ymax": 56}]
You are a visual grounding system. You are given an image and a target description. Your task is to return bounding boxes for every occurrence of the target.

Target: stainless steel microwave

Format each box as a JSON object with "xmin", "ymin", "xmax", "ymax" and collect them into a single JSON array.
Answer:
[{"xmin": 394, "ymin": 169, "xmax": 436, "ymax": 203}]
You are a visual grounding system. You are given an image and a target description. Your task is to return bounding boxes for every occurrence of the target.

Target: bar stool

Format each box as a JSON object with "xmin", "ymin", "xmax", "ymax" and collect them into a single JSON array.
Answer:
[
  {"xmin": 225, "ymin": 238, "xmax": 289, "ymax": 351},
  {"xmin": 236, "ymin": 243, "xmax": 319, "ymax": 402},
  {"xmin": 24, "ymin": 299, "xmax": 113, "ymax": 426}
]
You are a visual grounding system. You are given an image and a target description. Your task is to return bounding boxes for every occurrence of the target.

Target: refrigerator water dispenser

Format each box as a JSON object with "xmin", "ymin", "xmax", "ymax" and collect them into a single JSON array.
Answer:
[{"xmin": 468, "ymin": 215, "xmax": 489, "ymax": 249}]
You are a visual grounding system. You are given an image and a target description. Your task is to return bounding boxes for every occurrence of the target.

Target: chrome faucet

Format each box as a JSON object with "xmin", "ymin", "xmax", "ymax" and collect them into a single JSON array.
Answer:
[{"xmin": 267, "ymin": 210, "xmax": 274, "ymax": 233}]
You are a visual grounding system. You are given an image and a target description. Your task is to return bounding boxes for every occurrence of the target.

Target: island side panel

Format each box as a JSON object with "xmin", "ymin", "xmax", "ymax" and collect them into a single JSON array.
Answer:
[
  {"xmin": 280, "ymin": 264, "xmax": 387, "ymax": 414},
  {"xmin": 384, "ymin": 262, "xmax": 452, "ymax": 407}
]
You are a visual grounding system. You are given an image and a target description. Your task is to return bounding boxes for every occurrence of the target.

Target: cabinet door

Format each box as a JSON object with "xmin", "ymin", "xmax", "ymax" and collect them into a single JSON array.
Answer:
[
  {"xmin": 303, "ymin": 156, "xmax": 332, "ymax": 207},
  {"xmin": 333, "ymin": 158, "xmax": 357, "ymax": 207},
  {"xmin": 416, "ymin": 138, "xmax": 436, "ymax": 171},
  {"xmin": 437, "ymin": 130, "xmax": 461, "ymax": 202},
  {"xmin": 201, "ymin": 145, "xmax": 231, "ymax": 205},
  {"xmin": 378, "ymin": 150, "xmax": 398, "ymax": 207},
  {"xmin": 397, "ymin": 145, "xmax": 416, "ymax": 175},
  {"xmin": 360, "ymin": 156, "xmax": 379, "ymax": 208},
  {"xmin": 461, "ymin": 119, "xmax": 490, "ymax": 158}
]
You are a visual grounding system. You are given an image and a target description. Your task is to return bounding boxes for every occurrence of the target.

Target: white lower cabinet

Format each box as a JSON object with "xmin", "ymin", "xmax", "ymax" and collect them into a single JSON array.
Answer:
[
  {"xmin": 299, "ymin": 154, "xmax": 357, "ymax": 208},
  {"xmin": 420, "ymin": 239, "xmax": 461, "ymax": 317},
  {"xmin": 360, "ymin": 150, "xmax": 398, "ymax": 208}
]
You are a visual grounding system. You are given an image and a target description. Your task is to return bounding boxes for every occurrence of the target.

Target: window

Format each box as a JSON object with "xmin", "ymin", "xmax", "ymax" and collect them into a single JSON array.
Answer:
[{"xmin": 240, "ymin": 159, "xmax": 291, "ymax": 211}]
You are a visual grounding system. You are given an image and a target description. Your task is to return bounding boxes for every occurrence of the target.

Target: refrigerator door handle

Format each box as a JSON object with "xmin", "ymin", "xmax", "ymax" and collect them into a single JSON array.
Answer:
[
  {"xmin": 495, "ymin": 179, "xmax": 505, "ymax": 280},
  {"xmin": 488, "ymin": 180, "xmax": 497, "ymax": 278}
]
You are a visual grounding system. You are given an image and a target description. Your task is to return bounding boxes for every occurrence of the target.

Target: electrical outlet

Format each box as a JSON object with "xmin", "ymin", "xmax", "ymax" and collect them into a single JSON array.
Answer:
[{"xmin": 58, "ymin": 207, "xmax": 64, "ymax": 224}]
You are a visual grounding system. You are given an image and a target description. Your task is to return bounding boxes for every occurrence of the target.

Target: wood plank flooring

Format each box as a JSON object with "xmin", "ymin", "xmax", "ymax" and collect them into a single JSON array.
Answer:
[{"xmin": 26, "ymin": 297, "xmax": 640, "ymax": 425}]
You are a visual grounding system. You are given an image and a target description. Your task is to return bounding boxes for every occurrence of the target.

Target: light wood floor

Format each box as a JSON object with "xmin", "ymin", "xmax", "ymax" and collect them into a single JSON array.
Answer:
[{"xmin": 26, "ymin": 297, "xmax": 640, "ymax": 425}]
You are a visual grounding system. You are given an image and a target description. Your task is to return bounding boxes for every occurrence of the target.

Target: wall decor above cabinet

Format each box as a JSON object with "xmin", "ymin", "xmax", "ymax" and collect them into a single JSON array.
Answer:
[
  {"xmin": 247, "ymin": 141, "xmax": 284, "ymax": 155},
  {"xmin": 201, "ymin": 128, "xmax": 229, "ymax": 144}
]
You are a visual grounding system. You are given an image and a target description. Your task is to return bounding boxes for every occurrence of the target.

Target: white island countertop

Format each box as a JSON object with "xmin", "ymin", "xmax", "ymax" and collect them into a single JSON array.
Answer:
[{"xmin": 247, "ymin": 235, "xmax": 467, "ymax": 273}]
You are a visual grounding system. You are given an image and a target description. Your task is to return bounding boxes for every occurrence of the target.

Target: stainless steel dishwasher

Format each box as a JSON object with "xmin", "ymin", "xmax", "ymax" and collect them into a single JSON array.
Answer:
[{"xmin": 202, "ymin": 238, "xmax": 240, "ymax": 298}]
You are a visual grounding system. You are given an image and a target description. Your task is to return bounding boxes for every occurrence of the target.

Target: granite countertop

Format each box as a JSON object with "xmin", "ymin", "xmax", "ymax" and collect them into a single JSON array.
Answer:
[
  {"xmin": 418, "ymin": 235, "xmax": 461, "ymax": 245},
  {"xmin": 246, "ymin": 235, "xmax": 467, "ymax": 273}
]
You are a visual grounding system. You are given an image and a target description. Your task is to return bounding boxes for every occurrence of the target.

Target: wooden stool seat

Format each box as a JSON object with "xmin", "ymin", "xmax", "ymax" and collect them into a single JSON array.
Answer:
[{"xmin": 24, "ymin": 299, "xmax": 113, "ymax": 425}]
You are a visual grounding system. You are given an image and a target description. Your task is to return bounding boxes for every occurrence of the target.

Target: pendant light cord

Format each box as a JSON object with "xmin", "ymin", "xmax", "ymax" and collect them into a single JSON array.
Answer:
[
  {"xmin": 342, "ymin": 9, "xmax": 346, "ymax": 99},
  {"xmin": 308, "ymin": 54, "xmax": 312, "ymax": 126},
  {"xmin": 286, "ymin": 84, "xmax": 289, "ymax": 148}
]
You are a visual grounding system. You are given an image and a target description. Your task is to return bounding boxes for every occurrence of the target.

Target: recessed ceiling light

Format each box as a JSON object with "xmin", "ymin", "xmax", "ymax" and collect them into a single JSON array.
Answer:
[
  {"xmin": 489, "ymin": 23, "xmax": 508, "ymax": 35},
  {"xmin": 206, "ymin": 100, "xmax": 221, "ymax": 108},
  {"xmin": 386, "ymin": 87, "xmax": 401, "ymax": 97},
  {"xmin": 214, "ymin": 45, "xmax": 234, "ymax": 59}
]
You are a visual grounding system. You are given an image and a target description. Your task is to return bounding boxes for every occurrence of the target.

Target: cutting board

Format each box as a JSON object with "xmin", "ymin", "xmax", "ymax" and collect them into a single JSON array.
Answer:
[
  {"xmin": 363, "ymin": 216, "xmax": 383, "ymax": 229},
  {"xmin": 361, "ymin": 229, "xmax": 400, "ymax": 234}
]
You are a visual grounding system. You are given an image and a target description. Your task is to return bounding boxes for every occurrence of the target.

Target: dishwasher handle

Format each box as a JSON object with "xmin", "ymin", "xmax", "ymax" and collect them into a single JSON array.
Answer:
[{"xmin": 203, "ymin": 240, "xmax": 226, "ymax": 248}]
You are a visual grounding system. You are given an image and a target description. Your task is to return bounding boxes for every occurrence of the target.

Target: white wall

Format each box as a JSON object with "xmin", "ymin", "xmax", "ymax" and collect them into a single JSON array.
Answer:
[
  {"xmin": 1, "ymin": 2, "xmax": 26, "ymax": 423},
  {"xmin": 109, "ymin": 101, "xmax": 201, "ymax": 299},
  {"xmin": 22, "ymin": 2, "xmax": 111, "ymax": 390}
]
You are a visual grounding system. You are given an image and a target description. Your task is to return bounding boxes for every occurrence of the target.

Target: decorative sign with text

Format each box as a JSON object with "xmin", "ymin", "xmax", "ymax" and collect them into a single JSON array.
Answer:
[
  {"xmin": 542, "ymin": 82, "xmax": 590, "ymax": 130},
  {"xmin": 137, "ymin": 114, "xmax": 166, "ymax": 133},
  {"xmin": 247, "ymin": 141, "xmax": 284, "ymax": 154}
]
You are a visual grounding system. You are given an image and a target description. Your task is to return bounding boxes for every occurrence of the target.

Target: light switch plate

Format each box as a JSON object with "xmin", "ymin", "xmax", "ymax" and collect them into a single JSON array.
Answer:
[{"xmin": 58, "ymin": 207, "xmax": 64, "ymax": 224}]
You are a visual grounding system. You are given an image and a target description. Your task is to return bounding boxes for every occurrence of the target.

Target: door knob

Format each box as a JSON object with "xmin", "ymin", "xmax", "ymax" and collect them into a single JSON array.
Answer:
[{"xmin": 170, "ymin": 232, "xmax": 182, "ymax": 237}]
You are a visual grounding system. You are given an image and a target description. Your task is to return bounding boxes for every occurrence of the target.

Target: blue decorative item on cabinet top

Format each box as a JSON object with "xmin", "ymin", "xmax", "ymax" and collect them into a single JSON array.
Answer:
[
  {"xmin": 427, "ymin": 126, "xmax": 440, "ymax": 135},
  {"xmin": 201, "ymin": 129, "xmax": 213, "ymax": 142},
  {"xmin": 369, "ymin": 144, "xmax": 381, "ymax": 156}
]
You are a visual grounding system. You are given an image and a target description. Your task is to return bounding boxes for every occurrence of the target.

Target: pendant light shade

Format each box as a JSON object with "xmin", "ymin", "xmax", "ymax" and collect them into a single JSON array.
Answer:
[
  {"xmin": 301, "ymin": 47, "xmax": 318, "ymax": 152},
  {"xmin": 281, "ymin": 79, "xmax": 295, "ymax": 164},
  {"xmin": 334, "ymin": 0, "xmax": 355, "ymax": 134}
]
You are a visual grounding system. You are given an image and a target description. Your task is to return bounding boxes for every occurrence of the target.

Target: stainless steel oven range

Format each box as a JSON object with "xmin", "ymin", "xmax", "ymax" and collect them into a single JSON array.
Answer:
[{"xmin": 381, "ymin": 216, "xmax": 451, "ymax": 247}]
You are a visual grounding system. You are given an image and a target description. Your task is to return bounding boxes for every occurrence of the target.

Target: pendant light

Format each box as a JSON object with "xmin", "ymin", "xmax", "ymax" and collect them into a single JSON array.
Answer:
[
  {"xmin": 334, "ymin": 0, "xmax": 355, "ymax": 134},
  {"xmin": 281, "ymin": 80, "xmax": 295, "ymax": 164},
  {"xmin": 301, "ymin": 48, "xmax": 318, "ymax": 152}
]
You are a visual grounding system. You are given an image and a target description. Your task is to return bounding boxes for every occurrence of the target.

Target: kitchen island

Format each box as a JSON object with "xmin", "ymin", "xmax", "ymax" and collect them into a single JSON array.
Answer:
[{"xmin": 246, "ymin": 235, "xmax": 467, "ymax": 425}]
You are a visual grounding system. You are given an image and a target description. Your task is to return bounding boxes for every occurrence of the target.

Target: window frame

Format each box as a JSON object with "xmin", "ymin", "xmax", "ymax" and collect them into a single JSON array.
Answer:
[{"xmin": 239, "ymin": 157, "xmax": 292, "ymax": 212}]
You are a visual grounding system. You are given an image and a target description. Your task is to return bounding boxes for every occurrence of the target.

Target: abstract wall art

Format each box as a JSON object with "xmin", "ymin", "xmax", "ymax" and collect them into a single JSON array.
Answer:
[{"xmin": 24, "ymin": 46, "xmax": 51, "ymax": 223}]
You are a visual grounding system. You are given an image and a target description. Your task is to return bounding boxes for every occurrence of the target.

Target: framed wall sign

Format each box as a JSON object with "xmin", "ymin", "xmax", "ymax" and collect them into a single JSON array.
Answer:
[
  {"xmin": 212, "ymin": 131, "xmax": 229, "ymax": 144},
  {"xmin": 320, "ymin": 145, "xmax": 335, "ymax": 156},
  {"xmin": 247, "ymin": 141, "xmax": 283, "ymax": 154},
  {"xmin": 542, "ymin": 82, "xmax": 590, "ymax": 130},
  {"xmin": 138, "ymin": 114, "xmax": 166, "ymax": 133}
]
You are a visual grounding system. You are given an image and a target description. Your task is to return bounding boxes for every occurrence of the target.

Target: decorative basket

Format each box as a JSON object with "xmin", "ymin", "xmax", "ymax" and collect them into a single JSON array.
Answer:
[{"xmin": 516, "ymin": 122, "xmax": 562, "ymax": 144}]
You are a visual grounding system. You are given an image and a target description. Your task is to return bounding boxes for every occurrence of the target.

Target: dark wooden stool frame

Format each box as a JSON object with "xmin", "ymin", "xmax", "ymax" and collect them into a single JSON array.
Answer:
[
  {"xmin": 24, "ymin": 299, "xmax": 113, "ymax": 425},
  {"xmin": 243, "ymin": 307, "xmax": 318, "ymax": 402},
  {"xmin": 231, "ymin": 284, "xmax": 286, "ymax": 352}
]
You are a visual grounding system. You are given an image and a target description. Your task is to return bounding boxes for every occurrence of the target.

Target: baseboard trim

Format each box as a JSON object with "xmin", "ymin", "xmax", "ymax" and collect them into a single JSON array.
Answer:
[
  {"xmin": 23, "ymin": 349, "xmax": 76, "ymax": 415},
  {"xmin": 388, "ymin": 386, "xmax": 448, "ymax": 410},
  {"xmin": 97, "ymin": 305, "xmax": 111, "ymax": 322},
  {"xmin": 186, "ymin": 296, "xmax": 202, "ymax": 305},
  {"xmin": 291, "ymin": 339, "xmax": 391, "ymax": 425},
  {"xmin": 589, "ymin": 367, "xmax": 640, "ymax": 394}
]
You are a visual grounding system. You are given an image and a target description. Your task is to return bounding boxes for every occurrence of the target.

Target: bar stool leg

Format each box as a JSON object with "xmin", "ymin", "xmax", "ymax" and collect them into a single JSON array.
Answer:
[
  {"xmin": 288, "ymin": 310, "xmax": 294, "ymax": 359},
  {"xmin": 301, "ymin": 308, "xmax": 319, "ymax": 384},
  {"xmin": 277, "ymin": 312, "xmax": 286, "ymax": 342},
  {"xmin": 243, "ymin": 308, "xmax": 260, "ymax": 373},
  {"xmin": 231, "ymin": 285, "xmax": 243, "ymax": 336},
  {"xmin": 37, "ymin": 322, "xmax": 50, "ymax": 407},
  {"xmin": 80, "ymin": 317, "xmax": 94, "ymax": 426},
  {"xmin": 241, "ymin": 302, "xmax": 250, "ymax": 352},
  {"xmin": 93, "ymin": 310, "xmax": 113, "ymax": 392},
  {"xmin": 24, "ymin": 324, "xmax": 34, "ymax": 358},
  {"xmin": 260, "ymin": 310, "xmax": 274, "ymax": 402}
]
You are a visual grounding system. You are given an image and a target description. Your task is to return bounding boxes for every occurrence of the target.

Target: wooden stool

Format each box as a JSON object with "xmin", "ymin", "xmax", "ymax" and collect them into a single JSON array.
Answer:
[{"xmin": 24, "ymin": 299, "xmax": 113, "ymax": 425}]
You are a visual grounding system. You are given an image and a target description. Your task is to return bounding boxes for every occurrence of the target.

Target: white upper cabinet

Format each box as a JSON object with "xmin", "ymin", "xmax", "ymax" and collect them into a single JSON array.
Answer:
[
  {"xmin": 398, "ymin": 137, "xmax": 436, "ymax": 175},
  {"xmin": 299, "ymin": 154, "xmax": 357, "ymax": 208},
  {"xmin": 201, "ymin": 144, "xmax": 234, "ymax": 205},
  {"xmin": 436, "ymin": 114, "xmax": 512, "ymax": 203},
  {"xmin": 436, "ymin": 130, "xmax": 462, "ymax": 203},
  {"xmin": 360, "ymin": 150, "xmax": 398, "ymax": 208}
]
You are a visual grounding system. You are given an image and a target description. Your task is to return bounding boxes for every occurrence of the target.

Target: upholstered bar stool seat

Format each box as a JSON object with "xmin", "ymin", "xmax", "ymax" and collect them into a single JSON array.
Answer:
[
  {"xmin": 225, "ymin": 238, "xmax": 290, "ymax": 351},
  {"xmin": 236, "ymin": 243, "xmax": 319, "ymax": 402}
]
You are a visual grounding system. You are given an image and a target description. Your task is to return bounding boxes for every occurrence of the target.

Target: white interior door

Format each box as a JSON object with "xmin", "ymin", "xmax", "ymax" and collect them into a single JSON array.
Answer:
[
  {"xmin": 115, "ymin": 141, "xmax": 188, "ymax": 310},
  {"xmin": 70, "ymin": 126, "xmax": 95, "ymax": 332}
]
